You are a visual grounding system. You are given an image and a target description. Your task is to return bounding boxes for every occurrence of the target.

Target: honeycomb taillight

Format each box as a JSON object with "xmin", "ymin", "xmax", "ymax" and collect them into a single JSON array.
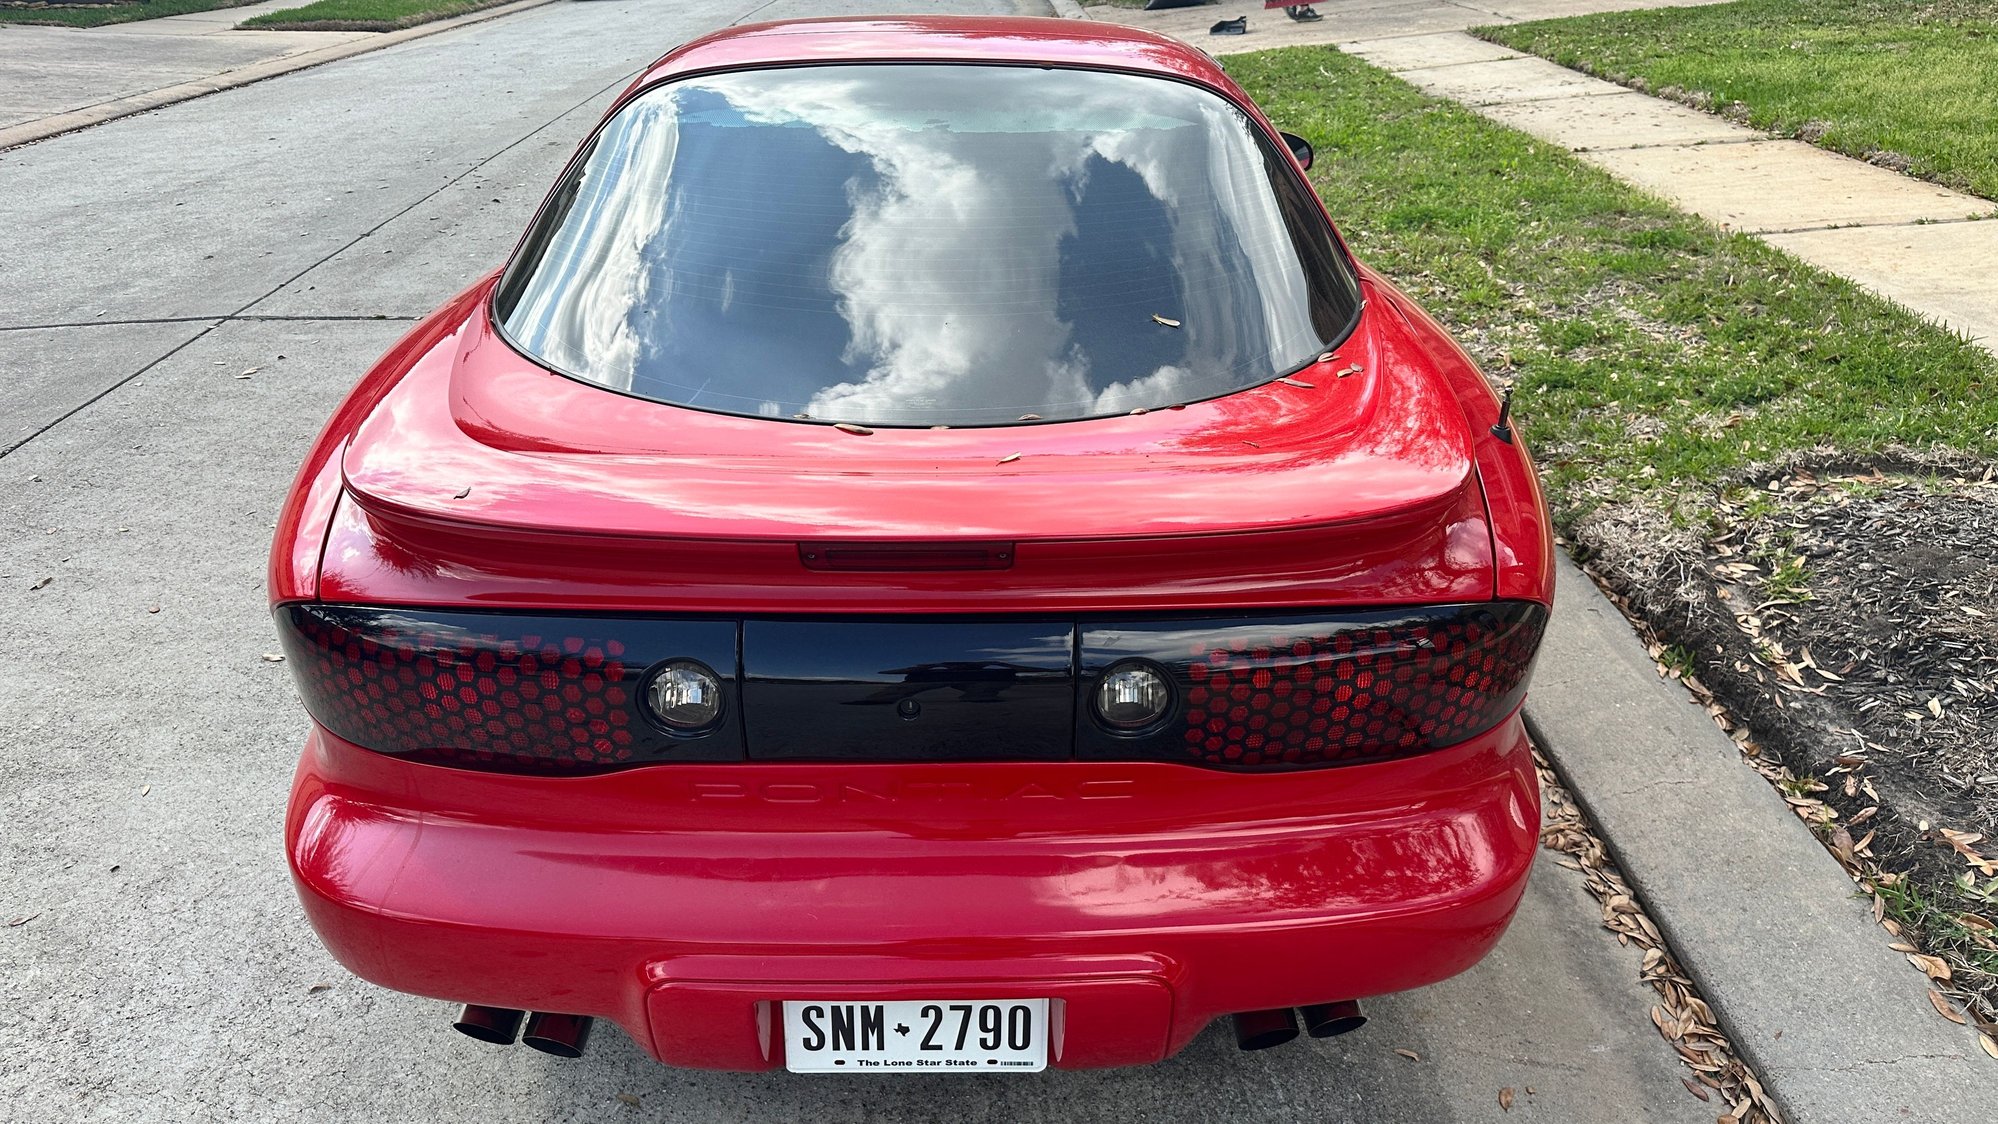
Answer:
[
  {"xmin": 274, "ymin": 604, "xmax": 740, "ymax": 773},
  {"xmin": 1078, "ymin": 602, "xmax": 1546, "ymax": 770},
  {"xmin": 275, "ymin": 601, "xmax": 1545, "ymax": 774}
]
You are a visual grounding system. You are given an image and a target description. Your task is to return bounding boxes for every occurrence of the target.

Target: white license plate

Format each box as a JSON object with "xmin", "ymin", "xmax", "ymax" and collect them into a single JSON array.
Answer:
[{"xmin": 782, "ymin": 999, "xmax": 1048, "ymax": 1073}]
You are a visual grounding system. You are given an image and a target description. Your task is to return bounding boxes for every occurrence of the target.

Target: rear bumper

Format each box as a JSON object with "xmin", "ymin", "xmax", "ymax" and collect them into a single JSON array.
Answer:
[{"xmin": 287, "ymin": 715, "xmax": 1538, "ymax": 1070}]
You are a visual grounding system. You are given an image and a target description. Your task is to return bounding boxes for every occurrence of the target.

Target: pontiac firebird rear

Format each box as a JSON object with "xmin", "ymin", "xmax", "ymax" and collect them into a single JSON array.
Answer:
[{"xmin": 271, "ymin": 17, "xmax": 1554, "ymax": 1071}]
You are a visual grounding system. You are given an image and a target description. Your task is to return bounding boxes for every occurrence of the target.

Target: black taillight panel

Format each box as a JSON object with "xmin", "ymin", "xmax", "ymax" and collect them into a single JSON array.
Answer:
[
  {"xmin": 276, "ymin": 604, "xmax": 741, "ymax": 773},
  {"xmin": 1077, "ymin": 603, "xmax": 1547, "ymax": 770},
  {"xmin": 277, "ymin": 601, "xmax": 1546, "ymax": 774}
]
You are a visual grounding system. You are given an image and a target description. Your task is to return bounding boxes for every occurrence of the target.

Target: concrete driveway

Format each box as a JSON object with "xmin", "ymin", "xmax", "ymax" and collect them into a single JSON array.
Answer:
[{"xmin": 2, "ymin": 3, "xmax": 1708, "ymax": 1120}]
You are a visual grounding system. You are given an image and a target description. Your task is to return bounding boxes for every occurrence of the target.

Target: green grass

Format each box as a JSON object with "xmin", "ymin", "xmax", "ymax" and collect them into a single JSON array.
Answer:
[
  {"xmin": 239, "ymin": 0, "xmax": 508, "ymax": 31},
  {"xmin": 0, "ymin": 0, "xmax": 255, "ymax": 28},
  {"xmin": 1221, "ymin": 46, "xmax": 1998, "ymax": 524},
  {"xmin": 1477, "ymin": 0, "xmax": 1998, "ymax": 200}
]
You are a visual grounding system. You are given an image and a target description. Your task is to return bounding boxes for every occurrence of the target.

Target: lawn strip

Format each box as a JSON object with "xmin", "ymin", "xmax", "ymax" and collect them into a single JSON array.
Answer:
[
  {"xmin": 239, "ymin": 0, "xmax": 509, "ymax": 31},
  {"xmin": 0, "ymin": 0, "xmax": 256, "ymax": 28},
  {"xmin": 1475, "ymin": 0, "xmax": 1998, "ymax": 201},
  {"xmin": 1224, "ymin": 43, "xmax": 1998, "ymax": 1031}
]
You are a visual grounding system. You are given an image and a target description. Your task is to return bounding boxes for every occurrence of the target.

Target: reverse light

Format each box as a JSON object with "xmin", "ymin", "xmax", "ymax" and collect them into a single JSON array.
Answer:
[
  {"xmin": 1093, "ymin": 660, "xmax": 1175, "ymax": 732},
  {"xmin": 644, "ymin": 660, "xmax": 724, "ymax": 733}
]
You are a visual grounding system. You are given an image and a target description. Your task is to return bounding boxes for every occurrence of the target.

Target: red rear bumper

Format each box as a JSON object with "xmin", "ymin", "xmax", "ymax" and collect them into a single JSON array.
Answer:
[{"xmin": 287, "ymin": 716, "xmax": 1538, "ymax": 1070}]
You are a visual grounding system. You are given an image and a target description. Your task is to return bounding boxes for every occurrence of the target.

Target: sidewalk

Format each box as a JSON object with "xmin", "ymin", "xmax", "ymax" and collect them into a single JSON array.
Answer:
[
  {"xmin": 0, "ymin": 0, "xmax": 560, "ymax": 150},
  {"xmin": 1084, "ymin": 0, "xmax": 1998, "ymax": 355}
]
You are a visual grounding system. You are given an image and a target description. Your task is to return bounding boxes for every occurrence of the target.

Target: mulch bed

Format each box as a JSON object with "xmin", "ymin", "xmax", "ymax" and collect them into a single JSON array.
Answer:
[{"xmin": 1570, "ymin": 450, "xmax": 1998, "ymax": 1040}]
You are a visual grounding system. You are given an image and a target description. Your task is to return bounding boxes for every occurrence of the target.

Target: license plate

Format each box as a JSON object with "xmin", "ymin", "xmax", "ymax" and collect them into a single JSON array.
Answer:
[{"xmin": 782, "ymin": 999, "xmax": 1048, "ymax": 1073}]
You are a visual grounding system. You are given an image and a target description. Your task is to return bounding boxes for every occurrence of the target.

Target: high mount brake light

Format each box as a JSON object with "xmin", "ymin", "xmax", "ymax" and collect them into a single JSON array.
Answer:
[
  {"xmin": 275, "ymin": 602, "xmax": 1544, "ymax": 774},
  {"xmin": 275, "ymin": 604, "xmax": 741, "ymax": 773},
  {"xmin": 1077, "ymin": 603, "xmax": 1547, "ymax": 770}
]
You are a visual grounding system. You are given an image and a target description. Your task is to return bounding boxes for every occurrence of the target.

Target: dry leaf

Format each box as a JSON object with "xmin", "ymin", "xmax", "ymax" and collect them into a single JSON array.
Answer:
[
  {"xmin": 1981, "ymin": 1034, "xmax": 1998, "ymax": 1061},
  {"xmin": 1277, "ymin": 377, "xmax": 1315, "ymax": 388},
  {"xmin": 6, "ymin": 913, "xmax": 39, "ymax": 928},
  {"xmin": 1151, "ymin": 314, "xmax": 1181, "ymax": 328},
  {"xmin": 615, "ymin": 1093, "xmax": 641, "ymax": 1107},
  {"xmin": 1940, "ymin": 829, "xmax": 1998, "ymax": 876},
  {"xmin": 30, "ymin": 577, "xmax": 52, "ymax": 591},
  {"xmin": 453, "ymin": 486, "xmax": 472, "ymax": 499},
  {"xmin": 1017, "ymin": 414, "xmax": 1042, "ymax": 421},
  {"xmin": 997, "ymin": 453, "xmax": 1022, "ymax": 465},
  {"xmin": 306, "ymin": 982, "xmax": 333, "ymax": 994},
  {"xmin": 1498, "ymin": 1087, "xmax": 1514, "ymax": 1111},
  {"xmin": 240, "ymin": 367, "xmax": 261, "ymax": 377},
  {"xmin": 1681, "ymin": 1078, "xmax": 1710, "ymax": 1102},
  {"xmin": 1929, "ymin": 990, "xmax": 1967, "ymax": 1024},
  {"xmin": 1393, "ymin": 1048, "xmax": 1419, "ymax": 1061},
  {"xmin": 1908, "ymin": 952, "xmax": 1952, "ymax": 981},
  {"xmin": 833, "ymin": 423, "xmax": 874, "ymax": 436},
  {"xmin": 261, "ymin": 653, "xmax": 286, "ymax": 663}
]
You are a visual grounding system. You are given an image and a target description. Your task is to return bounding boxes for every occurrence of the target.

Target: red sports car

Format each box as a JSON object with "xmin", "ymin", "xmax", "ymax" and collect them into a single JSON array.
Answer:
[{"xmin": 272, "ymin": 15, "xmax": 1553, "ymax": 1072}]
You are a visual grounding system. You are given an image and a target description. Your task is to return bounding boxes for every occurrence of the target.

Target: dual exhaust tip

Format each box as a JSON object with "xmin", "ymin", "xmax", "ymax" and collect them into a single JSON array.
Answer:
[
  {"xmin": 454, "ymin": 1005, "xmax": 593, "ymax": 1058},
  {"xmin": 1232, "ymin": 1001, "xmax": 1366, "ymax": 1051}
]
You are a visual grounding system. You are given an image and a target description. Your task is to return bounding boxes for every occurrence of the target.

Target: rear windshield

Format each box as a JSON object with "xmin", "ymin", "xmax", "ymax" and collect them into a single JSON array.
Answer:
[{"xmin": 493, "ymin": 64, "xmax": 1361, "ymax": 427}]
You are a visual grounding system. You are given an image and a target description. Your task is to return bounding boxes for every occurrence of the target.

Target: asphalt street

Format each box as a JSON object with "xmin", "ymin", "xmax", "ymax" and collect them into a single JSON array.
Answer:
[{"xmin": 3, "ymin": 2, "xmax": 1711, "ymax": 1120}]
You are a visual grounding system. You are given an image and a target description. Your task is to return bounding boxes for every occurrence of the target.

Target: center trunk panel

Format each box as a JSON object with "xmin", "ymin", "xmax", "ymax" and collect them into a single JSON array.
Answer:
[{"xmin": 742, "ymin": 620, "xmax": 1075, "ymax": 761}]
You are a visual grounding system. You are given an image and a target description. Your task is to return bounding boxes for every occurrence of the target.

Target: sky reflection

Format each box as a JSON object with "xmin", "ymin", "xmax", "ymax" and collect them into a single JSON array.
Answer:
[{"xmin": 496, "ymin": 64, "xmax": 1360, "ymax": 426}]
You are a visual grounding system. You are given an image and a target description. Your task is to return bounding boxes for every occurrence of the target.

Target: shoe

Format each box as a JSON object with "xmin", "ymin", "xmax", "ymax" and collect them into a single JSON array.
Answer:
[
  {"xmin": 1286, "ymin": 5, "xmax": 1324, "ymax": 20},
  {"xmin": 1210, "ymin": 16, "xmax": 1248, "ymax": 34}
]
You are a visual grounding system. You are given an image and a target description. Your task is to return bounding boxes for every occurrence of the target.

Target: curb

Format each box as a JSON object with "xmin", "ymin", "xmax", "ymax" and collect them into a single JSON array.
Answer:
[
  {"xmin": 1526, "ymin": 552, "xmax": 1998, "ymax": 1121},
  {"xmin": 0, "ymin": 0, "xmax": 565, "ymax": 152}
]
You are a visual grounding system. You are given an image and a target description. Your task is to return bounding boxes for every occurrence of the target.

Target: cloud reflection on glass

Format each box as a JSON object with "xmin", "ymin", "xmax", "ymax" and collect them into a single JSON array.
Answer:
[{"xmin": 495, "ymin": 64, "xmax": 1359, "ymax": 426}]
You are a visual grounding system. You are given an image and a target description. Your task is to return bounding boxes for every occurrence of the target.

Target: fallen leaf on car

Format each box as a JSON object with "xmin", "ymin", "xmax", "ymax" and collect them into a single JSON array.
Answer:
[
  {"xmin": 1277, "ymin": 377, "xmax": 1315, "ymax": 388},
  {"xmin": 833, "ymin": 423, "xmax": 874, "ymax": 436},
  {"xmin": 453, "ymin": 487, "xmax": 472, "ymax": 499},
  {"xmin": 1017, "ymin": 414, "xmax": 1042, "ymax": 421},
  {"xmin": 1930, "ymin": 990, "xmax": 1967, "ymax": 1024},
  {"xmin": 1151, "ymin": 314, "xmax": 1181, "ymax": 328},
  {"xmin": 998, "ymin": 453, "xmax": 1022, "ymax": 465},
  {"xmin": 1393, "ymin": 1048, "xmax": 1419, "ymax": 1061},
  {"xmin": 1498, "ymin": 1087, "xmax": 1513, "ymax": 1111}
]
